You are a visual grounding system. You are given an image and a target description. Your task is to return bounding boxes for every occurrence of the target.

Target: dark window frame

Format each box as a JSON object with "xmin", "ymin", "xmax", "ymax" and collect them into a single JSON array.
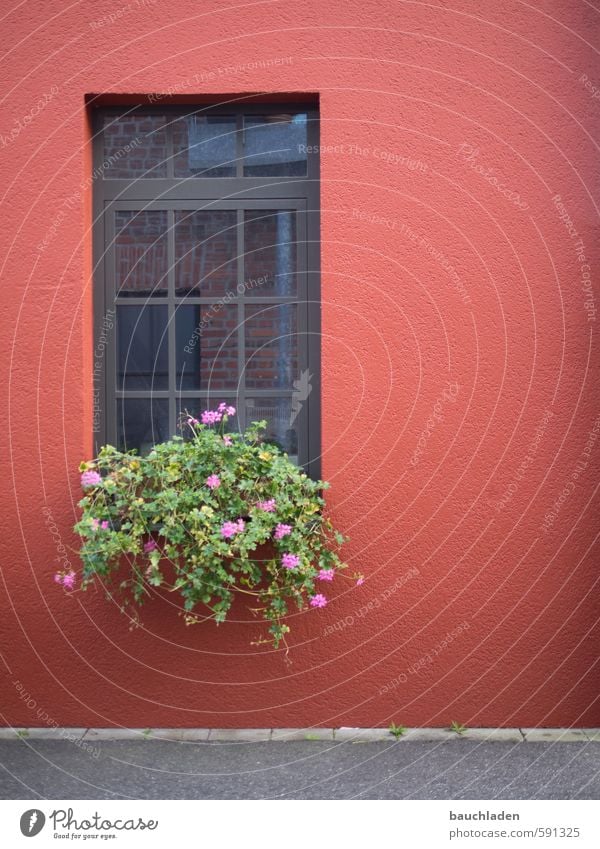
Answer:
[{"xmin": 92, "ymin": 102, "xmax": 321, "ymax": 478}]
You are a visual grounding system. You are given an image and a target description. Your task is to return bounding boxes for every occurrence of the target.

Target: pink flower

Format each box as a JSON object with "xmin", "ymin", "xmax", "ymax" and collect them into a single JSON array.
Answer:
[
  {"xmin": 226, "ymin": 405, "xmax": 236, "ymax": 416},
  {"xmin": 90, "ymin": 518, "xmax": 100, "ymax": 531},
  {"xmin": 81, "ymin": 470, "xmax": 102, "ymax": 488},
  {"xmin": 282, "ymin": 553, "xmax": 300, "ymax": 570},
  {"xmin": 221, "ymin": 519, "xmax": 245, "ymax": 539},
  {"xmin": 256, "ymin": 498, "xmax": 276, "ymax": 512},
  {"xmin": 144, "ymin": 540, "xmax": 158, "ymax": 554},
  {"xmin": 187, "ymin": 416, "xmax": 200, "ymax": 427},
  {"xmin": 59, "ymin": 572, "xmax": 76, "ymax": 590},
  {"xmin": 223, "ymin": 435, "xmax": 233, "ymax": 446},
  {"xmin": 274, "ymin": 523, "xmax": 292, "ymax": 540},
  {"xmin": 206, "ymin": 474, "xmax": 221, "ymax": 490},
  {"xmin": 218, "ymin": 402, "xmax": 227, "ymax": 412},
  {"xmin": 310, "ymin": 594, "xmax": 328, "ymax": 608},
  {"xmin": 201, "ymin": 410, "xmax": 221, "ymax": 425},
  {"xmin": 318, "ymin": 568, "xmax": 334, "ymax": 582},
  {"xmin": 356, "ymin": 578, "xmax": 364, "ymax": 586},
  {"xmin": 100, "ymin": 520, "xmax": 109, "ymax": 530},
  {"xmin": 53, "ymin": 573, "xmax": 62, "ymax": 583}
]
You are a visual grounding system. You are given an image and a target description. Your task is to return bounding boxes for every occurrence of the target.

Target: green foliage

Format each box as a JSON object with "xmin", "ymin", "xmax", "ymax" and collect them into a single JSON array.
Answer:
[
  {"xmin": 74, "ymin": 410, "xmax": 347, "ymax": 648},
  {"xmin": 388, "ymin": 722, "xmax": 407, "ymax": 739},
  {"xmin": 449, "ymin": 721, "xmax": 467, "ymax": 735}
]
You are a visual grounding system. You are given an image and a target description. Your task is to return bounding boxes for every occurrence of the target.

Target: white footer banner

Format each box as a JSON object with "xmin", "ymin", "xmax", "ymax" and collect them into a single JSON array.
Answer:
[{"xmin": 0, "ymin": 800, "xmax": 598, "ymax": 846}]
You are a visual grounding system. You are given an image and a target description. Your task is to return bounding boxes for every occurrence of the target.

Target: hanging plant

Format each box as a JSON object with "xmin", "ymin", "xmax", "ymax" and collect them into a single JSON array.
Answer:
[{"xmin": 63, "ymin": 405, "xmax": 358, "ymax": 649}]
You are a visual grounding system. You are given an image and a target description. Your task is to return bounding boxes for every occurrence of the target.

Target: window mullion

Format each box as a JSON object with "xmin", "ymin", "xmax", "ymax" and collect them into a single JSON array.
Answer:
[
  {"xmin": 237, "ymin": 207, "xmax": 246, "ymax": 431},
  {"xmin": 167, "ymin": 209, "xmax": 176, "ymax": 436}
]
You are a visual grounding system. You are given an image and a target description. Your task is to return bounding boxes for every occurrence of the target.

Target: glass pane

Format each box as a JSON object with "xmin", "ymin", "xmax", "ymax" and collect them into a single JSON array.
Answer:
[
  {"xmin": 117, "ymin": 398, "xmax": 170, "ymax": 454},
  {"xmin": 174, "ymin": 210, "xmax": 237, "ymax": 296},
  {"xmin": 245, "ymin": 397, "xmax": 298, "ymax": 460},
  {"xmin": 176, "ymin": 397, "xmax": 238, "ymax": 437},
  {"xmin": 115, "ymin": 210, "xmax": 168, "ymax": 297},
  {"xmin": 117, "ymin": 305, "xmax": 169, "ymax": 390},
  {"xmin": 103, "ymin": 114, "xmax": 168, "ymax": 178},
  {"xmin": 243, "ymin": 113, "xmax": 307, "ymax": 176},
  {"xmin": 175, "ymin": 304, "xmax": 238, "ymax": 391},
  {"xmin": 173, "ymin": 115, "xmax": 237, "ymax": 177},
  {"xmin": 244, "ymin": 304, "xmax": 298, "ymax": 389},
  {"xmin": 244, "ymin": 210, "xmax": 296, "ymax": 296}
]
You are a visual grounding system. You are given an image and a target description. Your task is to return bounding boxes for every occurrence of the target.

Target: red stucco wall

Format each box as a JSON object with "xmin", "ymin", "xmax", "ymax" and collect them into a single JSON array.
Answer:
[{"xmin": 1, "ymin": 0, "xmax": 599, "ymax": 729}]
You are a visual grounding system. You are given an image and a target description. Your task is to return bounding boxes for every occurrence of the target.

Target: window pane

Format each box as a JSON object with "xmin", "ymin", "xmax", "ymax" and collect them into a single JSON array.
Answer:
[
  {"xmin": 103, "ymin": 114, "xmax": 168, "ymax": 178},
  {"xmin": 244, "ymin": 210, "xmax": 296, "ymax": 296},
  {"xmin": 243, "ymin": 113, "xmax": 307, "ymax": 176},
  {"xmin": 115, "ymin": 210, "xmax": 168, "ymax": 297},
  {"xmin": 117, "ymin": 304, "xmax": 169, "ymax": 390},
  {"xmin": 174, "ymin": 210, "xmax": 237, "ymax": 296},
  {"xmin": 245, "ymin": 397, "xmax": 298, "ymax": 460},
  {"xmin": 173, "ymin": 115, "xmax": 237, "ymax": 177},
  {"xmin": 175, "ymin": 304, "xmax": 238, "ymax": 391},
  {"xmin": 244, "ymin": 304, "xmax": 298, "ymax": 389},
  {"xmin": 117, "ymin": 398, "xmax": 170, "ymax": 454}
]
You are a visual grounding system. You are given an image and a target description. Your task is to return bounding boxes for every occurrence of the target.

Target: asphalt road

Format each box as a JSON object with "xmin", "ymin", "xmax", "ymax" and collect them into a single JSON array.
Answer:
[{"xmin": 1, "ymin": 740, "xmax": 598, "ymax": 799}]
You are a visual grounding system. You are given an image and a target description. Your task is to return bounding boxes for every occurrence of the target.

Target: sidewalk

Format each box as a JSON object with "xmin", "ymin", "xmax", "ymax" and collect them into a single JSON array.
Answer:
[{"xmin": 1, "ymin": 738, "xmax": 599, "ymax": 799}]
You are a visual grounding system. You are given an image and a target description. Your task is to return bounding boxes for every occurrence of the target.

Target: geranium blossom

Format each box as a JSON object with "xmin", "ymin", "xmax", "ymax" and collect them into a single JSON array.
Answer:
[
  {"xmin": 144, "ymin": 540, "xmax": 158, "ymax": 554},
  {"xmin": 81, "ymin": 470, "xmax": 102, "ymax": 488},
  {"xmin": 282, "ymin": 553, "xmax": 300, "ymax": 570},
  {"xmin": 221, "ymin": 518, "xmax": 245, "ymax": 539},
  {"xmin": 310, "ymin": 594, "xmax": 327, "ymax": 608},
  {"xmin": 317, "ymin": 568, "xmax": 334, "ymax": 581},
  {"xmin": 201, "ymin": 410, "xmax": 222, "ymax": 425},
  {"xmin": 206, "ymin": 474, "xmax": 221, "ymax": 490},
  {"xmin": 274, "ymin": 523, "xmax": 291, "ymax": 540},
  {"xmin": 62, "ymin": 572, "xmax": 76, "ymax": 590},
  {"xmin": 256, "ymin": 498, "xmax": 276, "ymax": 512},
  {"xmin": 223, "ymin": 435, "xmax": 233, "ymax": 446},
  {"xmin": 356, "ymin": 577, "xmax": 364, "ymax": 586},
  {"xmin": 187, "ymin": 416, "xmax": 200, "ymax": 427},
  {"xmin": 55, "ymin": 571, "xmax": 76, "ymax": 590},
  {"xmin": 90, "ymin": 518, "xmax": 109, "ymax": 531},
  {"xmin": 218, "ymin": 402, "xmax": 236, "ymax": 416}
]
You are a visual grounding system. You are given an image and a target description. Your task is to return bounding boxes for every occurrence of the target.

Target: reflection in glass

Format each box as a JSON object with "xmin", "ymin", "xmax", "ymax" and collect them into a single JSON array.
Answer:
[
  {"xmin": 244, "ymin": 304, "xmax": 297, "ymax": 389},
  {"xmin": 116, "ymin": 210, "xmax": 168, "ymax": 297},
  {"xmin": 175, "ymin": 304, "xmax": 238, "ymax": 391},
  {"xmin": 174, "ymin": 210, "xmax": 237, "ymax": 296},
  {"xmin": 244, "ymin": 210, "xmax": 296, "ymax": 296},
  {"xmin": 173, "ymin": 115, "xmax": 237, "ymax": 177},
  {"xmin": 117, "ymin": 398, "xmax": 170, "ymax": 454},
  {"xmin": 245, "ymin": 397, "xmax": 297, "ymax": 460},
  {"xmin": 117, "ymin": 305, "xmax": 169, "ymax": 390},
  {"xmin": 103, "ymin": 114, "xmax": 168, "ymax": 178},
  {"xmin": 243, "ymin": 113, "xmax": 307, "ymax": 176}
]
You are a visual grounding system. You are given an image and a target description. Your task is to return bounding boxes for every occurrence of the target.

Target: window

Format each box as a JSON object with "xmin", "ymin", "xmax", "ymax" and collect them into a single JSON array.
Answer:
[{"xmin": 93, "ymin": 103, "xmax": 320, "ymax": 476}]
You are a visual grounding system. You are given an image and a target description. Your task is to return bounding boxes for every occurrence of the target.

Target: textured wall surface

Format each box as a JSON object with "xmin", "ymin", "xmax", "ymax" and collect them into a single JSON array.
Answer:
[{"xmin": 1, "ymin": 0, "xmax": 599, "ymax": 728}]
